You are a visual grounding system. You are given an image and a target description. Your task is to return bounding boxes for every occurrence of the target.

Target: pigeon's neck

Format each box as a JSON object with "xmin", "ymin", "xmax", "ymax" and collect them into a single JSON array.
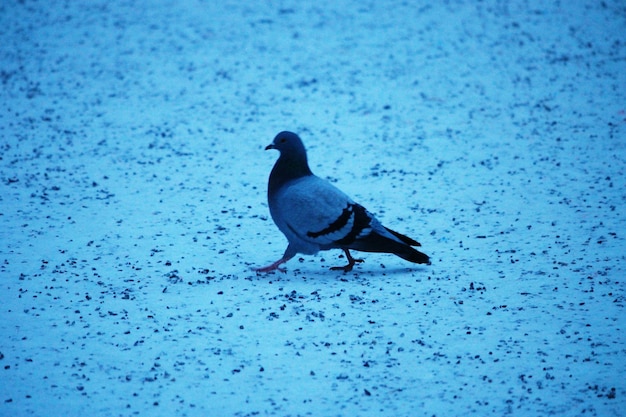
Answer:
[{"xmin": 268, "ymin": 153, "xmax": 313, "ymax": 195}]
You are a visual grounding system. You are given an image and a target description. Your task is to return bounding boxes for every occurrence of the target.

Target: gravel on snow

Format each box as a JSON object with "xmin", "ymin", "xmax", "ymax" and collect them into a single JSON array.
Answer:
[{"xmin": 1, "ymin": 1, "xmax": 625, "ymax": 416}]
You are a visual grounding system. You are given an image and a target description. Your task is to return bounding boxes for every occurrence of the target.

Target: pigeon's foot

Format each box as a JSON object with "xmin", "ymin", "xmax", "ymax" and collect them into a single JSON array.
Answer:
[
  {"xmin": 254, "ymin": 256, "xmax": 291, "ymax": 273},
  {"xmin": 254, "ymin": 262, "xmax": 287, "ymax": 273},
  {"xmin": 254, "ymin": 264, "xmax": 286, "ymax": 273},
  {"xmin": 330, "ymin": 249, "xmax": 364, "ymax": 272}
]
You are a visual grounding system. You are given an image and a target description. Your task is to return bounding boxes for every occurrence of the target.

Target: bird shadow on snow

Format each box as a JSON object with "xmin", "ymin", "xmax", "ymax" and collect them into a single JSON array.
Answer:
[{"xmin": 248, "ymin": 258, "xmax": 430, "ymax": 282}]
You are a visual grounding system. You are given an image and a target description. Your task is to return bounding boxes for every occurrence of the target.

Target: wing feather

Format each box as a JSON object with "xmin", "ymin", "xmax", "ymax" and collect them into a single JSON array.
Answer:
[{"xmin": 271, "ymin": 176, "xmax": 360, "ymax": 247}]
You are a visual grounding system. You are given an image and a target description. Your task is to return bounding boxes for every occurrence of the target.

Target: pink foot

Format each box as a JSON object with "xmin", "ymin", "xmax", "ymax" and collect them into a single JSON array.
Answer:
[{"xmin": 254, "ymin": 257, "xmax": 290, "ymax": 273}]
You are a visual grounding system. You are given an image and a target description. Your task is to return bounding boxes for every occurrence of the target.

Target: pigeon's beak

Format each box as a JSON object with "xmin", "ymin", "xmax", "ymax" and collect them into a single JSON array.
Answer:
[{"xmin": 265, "ymin": 143, "xmax": 275, "ymax": 150}]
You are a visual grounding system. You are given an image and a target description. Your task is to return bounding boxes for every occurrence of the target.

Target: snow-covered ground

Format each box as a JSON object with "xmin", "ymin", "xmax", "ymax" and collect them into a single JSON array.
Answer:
[{"xmin": 1, "ymin": 1, "xmax": 625, "ymax": 416}]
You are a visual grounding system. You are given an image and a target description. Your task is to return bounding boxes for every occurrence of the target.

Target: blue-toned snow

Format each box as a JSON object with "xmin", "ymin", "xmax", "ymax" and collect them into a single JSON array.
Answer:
[{"xmin": 1, "ymin": 1, "xmax": 625, "ymax": 416}]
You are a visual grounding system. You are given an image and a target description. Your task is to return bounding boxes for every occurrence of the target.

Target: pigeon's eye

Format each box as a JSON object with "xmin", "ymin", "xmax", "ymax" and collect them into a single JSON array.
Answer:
[{"xmin": 279, "ymin": 138, "xmax": 286, "ymax": 143}]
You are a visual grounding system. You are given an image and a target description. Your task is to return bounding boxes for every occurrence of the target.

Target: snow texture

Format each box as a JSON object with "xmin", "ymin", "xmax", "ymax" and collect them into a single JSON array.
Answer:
[{"xmin": 1, "ymin": 1, "xmax": 625, "ymax": 416}]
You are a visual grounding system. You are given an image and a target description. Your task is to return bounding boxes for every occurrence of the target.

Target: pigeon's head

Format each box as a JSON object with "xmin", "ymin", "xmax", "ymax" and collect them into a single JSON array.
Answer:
[
  {"xmin": 265, "ymin": 131, "xmax": 307, "ymax": 157},
  {"xmin": 265, "ymin": 131, "xmax": 313, "ymax": 183}
]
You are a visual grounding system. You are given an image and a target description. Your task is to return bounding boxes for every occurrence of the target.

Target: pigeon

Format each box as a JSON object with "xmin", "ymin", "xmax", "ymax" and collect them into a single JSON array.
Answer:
[{"xmin": 255, "ymin": 131, "xmax": 430, "ymax": 272}]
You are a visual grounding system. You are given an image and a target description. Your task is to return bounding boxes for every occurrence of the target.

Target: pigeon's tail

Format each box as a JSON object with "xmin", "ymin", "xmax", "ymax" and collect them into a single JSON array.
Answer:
[
  {"xmin": 391, "ymin": 244, "xmax": 431, "ymax": 265},
  {"xmin": 382, "ymin": 227, "xmax": 430, "ymax": 264},
  {"xmin": 349, "ymin": 228, "xmax": 431, "ymax": 265},
  {"xmin": 384, "ymin": 227, "xmax": 421, "ymax": 247}
]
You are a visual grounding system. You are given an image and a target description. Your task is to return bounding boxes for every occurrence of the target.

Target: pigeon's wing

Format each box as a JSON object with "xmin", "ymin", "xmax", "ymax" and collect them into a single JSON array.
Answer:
[{"xmin": 270, "ymin": 176, "xmax": 373, "ymax": 248}]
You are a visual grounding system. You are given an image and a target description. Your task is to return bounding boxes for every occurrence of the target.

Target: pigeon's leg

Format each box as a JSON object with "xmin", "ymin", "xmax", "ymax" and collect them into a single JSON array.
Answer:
[
  {"xmin": 254, "ymin": 255, "xmax": 293, "ymax": 273},
  {"xmin": 330, "ymin": 249, "xmax": 364, "ymax": 272}
]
